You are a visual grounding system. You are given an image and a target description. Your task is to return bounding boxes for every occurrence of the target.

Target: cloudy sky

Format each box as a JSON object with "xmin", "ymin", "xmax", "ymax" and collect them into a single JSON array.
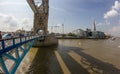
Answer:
[{"xmin": 0, "ymin": 0, "xmax": 120, "ymax": 36}]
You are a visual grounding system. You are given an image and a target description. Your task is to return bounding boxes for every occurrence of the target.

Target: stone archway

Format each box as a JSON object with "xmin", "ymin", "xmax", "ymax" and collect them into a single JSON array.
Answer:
[{"xmin": 36, "ymin": 29, "xmax": 44, "ymax": 35}]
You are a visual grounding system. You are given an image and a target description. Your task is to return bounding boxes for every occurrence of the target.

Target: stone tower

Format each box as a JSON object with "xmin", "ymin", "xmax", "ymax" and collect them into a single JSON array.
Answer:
[{"xmin": 27, "ymin": 0, "xmax": 49, "ymax": 35}]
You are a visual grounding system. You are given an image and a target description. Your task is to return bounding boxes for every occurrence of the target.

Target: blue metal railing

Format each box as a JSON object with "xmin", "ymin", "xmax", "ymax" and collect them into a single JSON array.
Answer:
[{"xmin": 0, "ymin": 35, "xmax": 44, "ymax": 74}]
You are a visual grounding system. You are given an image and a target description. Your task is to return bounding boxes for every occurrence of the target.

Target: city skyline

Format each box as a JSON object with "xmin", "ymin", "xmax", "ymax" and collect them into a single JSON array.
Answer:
[{"xmin": 0, "ymin": 0, "xmax": 120, "ymax": 36}]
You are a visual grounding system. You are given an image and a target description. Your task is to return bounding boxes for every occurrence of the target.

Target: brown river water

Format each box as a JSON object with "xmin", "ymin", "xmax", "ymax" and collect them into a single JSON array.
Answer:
[{"xmin": 16, "ymin": 38, "xmax": 120, "ymax": 74}]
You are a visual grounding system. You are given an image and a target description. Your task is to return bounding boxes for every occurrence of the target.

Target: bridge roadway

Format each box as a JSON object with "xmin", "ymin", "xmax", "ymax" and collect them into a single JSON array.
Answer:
[{"xmin": 16, "ymin": 41, "xmax": 120, "ymax": 74}]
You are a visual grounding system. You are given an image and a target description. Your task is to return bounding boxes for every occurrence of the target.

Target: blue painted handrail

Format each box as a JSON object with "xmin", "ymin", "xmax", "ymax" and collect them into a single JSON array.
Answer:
[{"xmin": 0, "ymin": 35, "xmax": 45, "ymax": 74}]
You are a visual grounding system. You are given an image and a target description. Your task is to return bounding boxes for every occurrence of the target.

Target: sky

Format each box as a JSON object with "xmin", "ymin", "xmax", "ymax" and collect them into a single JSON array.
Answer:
[{"xmin": 0, "ymin": 0, "xmax": 120, "ymax": 36}]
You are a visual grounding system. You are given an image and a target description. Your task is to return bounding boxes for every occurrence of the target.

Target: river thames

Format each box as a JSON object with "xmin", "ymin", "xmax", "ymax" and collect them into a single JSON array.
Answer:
[{"xmin": 16, "ymin": 38, "xmax": 120, "ymax": 74}]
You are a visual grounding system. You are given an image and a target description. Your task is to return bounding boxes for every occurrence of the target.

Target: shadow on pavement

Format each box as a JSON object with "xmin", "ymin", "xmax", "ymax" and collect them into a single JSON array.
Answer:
[
  {"xmin": 60, "ymin": 45, "xmax": 120, "ymax": 74},
  {"xmin": 27, "ymin": 46, "xmax": 63, "ymax": 74},
  {"xmin": 27, "ymin": 45, "xmax": 120, "ymax": 74}
]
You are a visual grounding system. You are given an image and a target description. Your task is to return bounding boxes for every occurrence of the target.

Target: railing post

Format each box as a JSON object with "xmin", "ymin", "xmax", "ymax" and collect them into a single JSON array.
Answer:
[
  {"xmin": 25, "ymin": 36, "xmax": 26, "ymax": 41},
  {"xmin": 1, "ymin": 40, "xmax": 5, "ymax": 50},
  {"xmin": 20, "ymin": 37, "xmax": 22, "ymax": 43},
  {"xmin": 13, "ymin": 38, "xmax": 15, "ymax": 45}
]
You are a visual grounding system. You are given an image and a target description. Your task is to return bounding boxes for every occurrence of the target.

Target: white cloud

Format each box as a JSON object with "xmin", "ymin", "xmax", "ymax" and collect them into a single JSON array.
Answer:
[
  {"xmin": 20, "ymin": 18, "xmax": 33, "ymax": 31},
  {"xmin": 50, "ymin": 6, "xmax": 68, "ymax": 14},
  {"xmin": 0, "ymin": 13, "xmax": 19, "ymax": 31},
  {"xmin": 119, "ymin": 20, "xmax": 120, "ymax": 24},
  {"xmin": 101, "ymin": 1, "xmax": 120, "ymax": 36},
  {"xmin": 104, "ymin": 9, "xmax": 118, "ymax": 19},
  {"xmin": 110, "ymin": 26, "xmax": 120, "ymax": 32},
  {"xmin": 108, "ymin": 25, "xmax": 120, "ymax": 36},
  {"xmin": 0, "ymin": 13, "xmax": 33, "ymax": 32},
  {"xmin": 104, "ymin": 1, "xmax": 120, "ymax": 19},
  {"xmin": 97, "ymin": 20, "xmax": 110, "ymax": 26},
  {"xmin": 0, "ymin": 2, "xmax": 26, "ymax": 6},
  {"xmin": 112, "ymin": 1, "xmax": 120, "ymax": 10}
]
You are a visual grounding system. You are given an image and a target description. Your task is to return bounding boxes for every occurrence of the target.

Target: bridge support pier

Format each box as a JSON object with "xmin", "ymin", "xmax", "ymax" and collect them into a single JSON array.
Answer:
[{"xmin": 34, "ymin": 35, "xmax": 58, "ymax": 47}]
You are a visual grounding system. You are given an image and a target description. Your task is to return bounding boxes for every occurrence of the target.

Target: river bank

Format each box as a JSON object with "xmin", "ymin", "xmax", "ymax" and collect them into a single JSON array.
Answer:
[{"xmin": 56, "ymin": 36, "xmax": 109, "ymax": 39}]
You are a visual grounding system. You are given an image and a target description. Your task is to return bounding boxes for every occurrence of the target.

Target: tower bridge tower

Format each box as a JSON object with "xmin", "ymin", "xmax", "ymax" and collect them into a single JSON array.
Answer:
[
  {"xmin": 27, "ymin": 0, "xmax": 58, "ymax": 46},
  {"xmin": 27, "ymin": 0, "xmax": 49, "ymax": 35}
]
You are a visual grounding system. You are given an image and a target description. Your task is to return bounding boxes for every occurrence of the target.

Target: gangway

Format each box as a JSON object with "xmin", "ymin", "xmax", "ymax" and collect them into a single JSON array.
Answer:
[{"xmin": 0, "ymin": 35, "xmax": 45, "ymax": 74}]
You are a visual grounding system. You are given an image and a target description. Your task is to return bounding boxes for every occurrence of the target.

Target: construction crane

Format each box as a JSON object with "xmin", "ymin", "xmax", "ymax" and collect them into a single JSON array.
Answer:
[{"xmin": 49, "ymin": 26, "xmax": 60, "ymax": 33}]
